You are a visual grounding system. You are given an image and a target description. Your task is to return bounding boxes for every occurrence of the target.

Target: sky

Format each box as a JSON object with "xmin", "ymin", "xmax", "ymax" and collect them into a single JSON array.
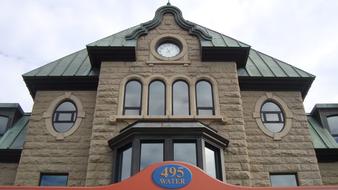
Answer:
[{"xmin": 0, "ymin": 0, "xmax": 338, "ymax": 113}]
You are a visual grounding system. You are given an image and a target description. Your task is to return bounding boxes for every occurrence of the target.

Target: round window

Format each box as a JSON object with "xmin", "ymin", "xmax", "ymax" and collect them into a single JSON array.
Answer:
[
  {"xmin": 52, "ymin": 101, "xmax": 77, "ymax": 133},
  {"xmin": 260, "ymin": 101, "xmax": 285, "ymax": 133},
  {"xmin": 156, "ymin": 38, "xmax": 182, "ymax": 58}
]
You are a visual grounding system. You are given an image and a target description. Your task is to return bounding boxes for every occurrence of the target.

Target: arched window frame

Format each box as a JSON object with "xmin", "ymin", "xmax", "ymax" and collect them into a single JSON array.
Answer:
[
  {"xmin": 123, "ymin": 80, "xmax": 143, "ymax": 115},
  {"xmin": 172, "ymin": 80, "xmax": 190, "ymax": 115},
  {"xmin": 195, "ymin": 80, "xmax": 215, "ymax": 116},
  {"xmin": 147, "ymin": 80, "xmax": 166, "ymax": 116},
  {"xmin": 253, "ymin": 93, "xmax": 293, "ymax": 140}
]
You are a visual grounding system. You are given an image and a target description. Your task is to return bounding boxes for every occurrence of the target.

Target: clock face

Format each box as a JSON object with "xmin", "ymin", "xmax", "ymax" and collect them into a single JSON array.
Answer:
[{"xmin": 157, "ymin": 42, "xmax": 181, "ymax": 58}]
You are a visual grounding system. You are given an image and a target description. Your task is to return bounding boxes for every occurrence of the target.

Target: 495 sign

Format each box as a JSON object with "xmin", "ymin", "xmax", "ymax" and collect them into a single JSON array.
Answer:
[{"xmin": 152, "ymin": 164, "xmax": 192, "ymax": 189}]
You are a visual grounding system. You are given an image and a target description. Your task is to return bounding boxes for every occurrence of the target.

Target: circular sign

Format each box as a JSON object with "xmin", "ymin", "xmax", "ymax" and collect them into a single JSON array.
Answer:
[{"xmin": 152, "ymin": 164, "xmax": 192, "ymax": 189}]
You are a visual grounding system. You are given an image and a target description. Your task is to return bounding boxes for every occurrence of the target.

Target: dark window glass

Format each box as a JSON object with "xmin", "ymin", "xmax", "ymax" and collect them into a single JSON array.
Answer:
[
  {"xmin": 205, "ymin": 146, "xmax": 217, "ymax": 178},
  {"xmin": 174, "ymin": 142, "xmax": 196, "ymax": 165},
  {"xmin": 118, "ymin": 146, "xmax": 132, "ymax": 181},
  {"xmin": 327, "ymin": 116, "xmax": 338, "ymax": 143},
  {"xmin": 270, "ymin": 174, "xmax": 298, "ymax": 187},
  {"xmin": 172, "ymin": 81, "xmax": 190, "ymax": 115},
  {"xmin": 196, "ymin": 81, "xmax": 214, "ymax": 115},
  {"xmin": 39, "ymin": 174, "xmax": 68, "ymax": 186},
  {"xmin": 148, "ymin": 81, "xmax": 165, "ymax": 116},
  {"xmin": 140, "ymin": 142, "xmax": 164, "ymax": 170},
  {"xmin": 124, "ymin": 80, "xmax": 142, "ymax": 115},
  {"xmin": 261, "ymin": 101, "xmax": 284, "ymax": 133},
  {"xmin": 0, "ymin": 116, "xmax": 9, "ymax": 135},
  {"xmin": 53, "ymin": 101, "xmax": 77, "ymax": 133}
]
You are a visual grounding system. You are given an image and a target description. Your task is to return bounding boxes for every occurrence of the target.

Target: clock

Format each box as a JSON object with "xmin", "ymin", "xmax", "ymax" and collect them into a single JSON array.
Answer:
[{"xmin": 156, "ymin": 42, "xmax": 181, "ymax": 58}]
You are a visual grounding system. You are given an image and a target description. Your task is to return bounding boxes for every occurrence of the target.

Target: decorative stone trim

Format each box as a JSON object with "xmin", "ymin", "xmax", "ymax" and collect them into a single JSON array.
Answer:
[
  {"xmin": 117, "ymin": 74, "xmax": 224, "ymax": 123},
  {"xmin": 253, "ymin": 92, "xmax": 293, "ymax": 140},
  {"xmin": 43, "ymin": 92, "xmax": 85, "ymax": 140},
  {"xmin": 148, "ymin": 34, "xmax": 189, "ymax": 64}
]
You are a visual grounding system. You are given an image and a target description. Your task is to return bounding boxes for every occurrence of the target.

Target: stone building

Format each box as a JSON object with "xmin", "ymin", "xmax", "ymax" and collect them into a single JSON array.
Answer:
[{"xmin": 0, "ymin": 4, "xmax": 338, "ymax": 188}]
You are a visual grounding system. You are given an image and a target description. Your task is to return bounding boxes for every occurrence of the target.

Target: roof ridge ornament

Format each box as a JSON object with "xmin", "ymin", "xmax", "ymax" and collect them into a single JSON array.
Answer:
[{"xmin": 125, "ymin": 5, "xmax": 212, "ymax": 41}]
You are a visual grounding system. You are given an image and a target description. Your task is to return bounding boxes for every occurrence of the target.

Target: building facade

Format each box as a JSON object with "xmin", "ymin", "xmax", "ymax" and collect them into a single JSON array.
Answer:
[{"xmin": 0, "ymin": 4, "xmax": 338, "ymax": 187}]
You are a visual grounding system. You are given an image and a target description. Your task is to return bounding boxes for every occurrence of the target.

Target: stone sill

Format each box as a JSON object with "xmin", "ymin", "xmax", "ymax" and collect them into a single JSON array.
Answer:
[
  {"xmin": 109, "ymin": 115, "xmax": 226, "ymax": 124},
  {"xmin": 146, "ymin": 60, "xmax": 191, "ymax": 66}
]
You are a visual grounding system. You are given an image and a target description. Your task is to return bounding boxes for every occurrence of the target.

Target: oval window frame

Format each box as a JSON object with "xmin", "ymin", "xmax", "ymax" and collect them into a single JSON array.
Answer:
[
  {"xmin": 43, "ymin": 92, "xmax": 85, "ymax": 140},
  {"xmin": 253, "ymin": 93, "xmax": 293, "ymax": 140},
  {"xmin": 150, "ymin": 34, "xmax": 188, "ymax": 61}
]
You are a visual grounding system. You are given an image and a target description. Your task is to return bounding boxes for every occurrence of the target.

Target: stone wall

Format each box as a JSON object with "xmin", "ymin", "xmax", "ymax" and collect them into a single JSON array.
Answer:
[
  {"xmin": 14, "ymin": 91, "xmax": 96, "ymax": 186},
  {"xmin": 0, "ymin": 163, "xmax": 18, "ymax": 185},
  {"xmin": 85, "ymin": 13, "xmax": 251, "ymax": 186},
  {"xmin": 319, "ymin": 162, "xmax": 338, "ymax": 185},
  {"xmin": 241, "ymin": 91, "xmax": 322, "ymax": 186}
]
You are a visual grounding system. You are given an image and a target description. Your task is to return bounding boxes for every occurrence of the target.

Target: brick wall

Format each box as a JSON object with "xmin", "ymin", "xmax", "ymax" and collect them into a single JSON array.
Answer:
[
  {"xmin": 0, "ymin": 163, "xmax": 18, "ymax": 185},
  {"xmin": 14, "ymin": 91, "xmax": 96, "ymax": 186},
  {"xmin": 319, "ymin": 162, "xmax": 338, "ymax": 185},
  {"xmin": 241, "ymin": 91, "xmax": 322, "ymax": 186}
]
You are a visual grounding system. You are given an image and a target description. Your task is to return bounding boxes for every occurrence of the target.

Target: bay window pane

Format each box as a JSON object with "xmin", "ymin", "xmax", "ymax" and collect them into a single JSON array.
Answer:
[
  {"xmin": 140, "ymin": 142, "xmax": 163, "ymax": 170},
  {"xmin": 174, "ymin": 142, "xmax": 196, "ymax": 165}
]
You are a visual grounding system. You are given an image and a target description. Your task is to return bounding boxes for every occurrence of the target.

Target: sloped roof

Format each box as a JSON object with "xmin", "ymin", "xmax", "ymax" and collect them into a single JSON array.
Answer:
[
  {"xmin": 23, "ymin": 4, "xmax": 314, "ymax": 98},
  {"xmin": 0, "ymin": 114, "xmax": 29, "ymax": 149},
  {"xmin": 308, "ymin": 115, "xmax": 338, "ymax": 149}
]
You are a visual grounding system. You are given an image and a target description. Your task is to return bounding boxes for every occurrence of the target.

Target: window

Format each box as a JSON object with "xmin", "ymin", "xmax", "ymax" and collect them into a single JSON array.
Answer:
[
  {"xmin": 174, "ymin": 141, "xmax": 197, "ymax": 165},
  {"xmin": 39, "ymin": 173, "xmax": 68, "ymax": 186},
  {"xmin": 148, "ymin": 80, "xmax": 166, "ymax": 115},
  {"xmin": 124, "ymin": 80, "xmax": 142, "ymax": 115},
  {"xmin": 117, "ymin": 145, "xmax": 132, "ymax": 181},
  {"xmin": 327, "ymin": 116, "xmax": 338, "ymax": 143},
  {"xmin": 196, "ymin": 80, "xmax": 214, "ymax": 115},
  {"xmin": 172, "ymin": 80, "xmax": 190, "ymax": 115},
  {"xmin": 261, "ymin": 101, "xmax": 285, "ymax": 133},
  {"xmin": 270, "ymin": 173, "xmax": 298, "ymax": 187},
  {"xmin": 204, "ymin": 143, "xmax": 222, "ymax": 179},
  {"xmin": 0, "ymin": 116, "xmax": 9, "ymax": 136},
  {"xmin": 53, "ymin": 101, "xmax": 77, "ymax": 133},
  {"xmin": 140, "ymin": 142, "xmax": 164, "ymax": 170},
  {"xmin": 109, "ymin": 122, "xmax": 228, "ymax": 182}
]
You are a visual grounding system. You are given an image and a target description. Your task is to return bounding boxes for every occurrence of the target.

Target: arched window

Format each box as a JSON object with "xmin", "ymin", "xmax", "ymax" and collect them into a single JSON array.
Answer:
[
  {"xmin": 196, "ymin": 80, "xmax": 214, "ymax": 115},
  {"xmin": 53, "ymin": 101, "xmax": 77, "ymax": 133},
  {"xmin": 0, "ymin": 116, "xmax": 9, "ymax": 136},
  {"xmin": 172, "ymin": 80, "xmax": 190, "ymax": 115},
  {"xmin": 123, "ymin": 80, "xmax": 142, "ymax": 115},
  {"xmin": 148, "ymin": 80, "xmax": 166, "ymax": 115},
  {"xmin": 327, "ymin": 116, "xmax": 338, "ymax": 143},
  {"xmin": 260, "ymin": 101, "xmax": 285, "ymax": 133}
]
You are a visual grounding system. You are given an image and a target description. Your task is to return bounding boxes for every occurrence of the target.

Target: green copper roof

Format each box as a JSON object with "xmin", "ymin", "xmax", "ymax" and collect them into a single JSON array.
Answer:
[
  {"xmin": 23, "ymin": 4, "xmax": 314, "ymax": 81},
  {"xmin": 308, "ymin": 115, "xmax": 338, "ymax": 149},
  {"xmin": 0, "ymin": 114, "xmax": 29, "ymax": 149}
]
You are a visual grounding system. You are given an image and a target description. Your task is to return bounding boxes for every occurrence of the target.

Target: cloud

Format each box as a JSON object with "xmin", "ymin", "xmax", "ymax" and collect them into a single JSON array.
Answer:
[{"xmin": 0, "ymin": 0, "xmax": 338, "ymax": 112}]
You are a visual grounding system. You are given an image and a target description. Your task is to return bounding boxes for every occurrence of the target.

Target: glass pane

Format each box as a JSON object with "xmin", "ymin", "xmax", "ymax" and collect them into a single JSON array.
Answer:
[
  {"xmin": 56, "ymin": 101, "xmax": 76, "ymax": 111},
  {"xmin": 125, "ymin": 81, "xmax": 142, "ymax": 107},
  {"xmin": 205, "ymin": 146, "xmax": 216, "ymax": 178},
  {"xmin": 265, "ymin": 113, "xmax": 280, "ymax": 122},
  {"xmin": 149, "ymin": 81, "xmax": 165, "ymax": 115},
  {"xmin": 57, "ymin": 113, "xmax": 73, "ymax": 121},
  {"xmin": 0, "ymin": 116, "xmax": 9, "ymax": 135},
  {"xmin": 197, "ymin": 109, "xmax": 213, "ymax": 116},
  {"xmin": 270, "ymin": 174, "xmax": 297, "ymax": 187},
  {"xmin": 40, "ymin": 174, "xmax": 68, "ymax": 186},
  {"xmin": 140, "ymin": 143, "xmax": 163, "ymax": 170},
  {"xmin": 173, "ymin": 81, "xmax": 189, "ymax": 115},
  {"xmin": 264, "ymin": 123, "xmax": 284, "ymax": 133},
  {"xmin": 53, "ymin": 123, "xmax": 74, "ymax": 133},
  {"xmin": 196, "ymin": 81, "xmax": 213, "ymax": 107},
  {"xmin": 124, "ymin": 109, "xmax": 140, "ymax": 115},
  {"xmin": 261, "ymin": 102, "xmax": 281, "ymax": 112},
  {"xmin": 120, "ymin": 147, "xmax": 132, "ymax": 181},
  {"xmin": 174, "ymin": 142, "xmax": 196, "ymax": 165},
  {"xmin": 327, "ymin": 116, "xmax": 338, "ymax": 135}
]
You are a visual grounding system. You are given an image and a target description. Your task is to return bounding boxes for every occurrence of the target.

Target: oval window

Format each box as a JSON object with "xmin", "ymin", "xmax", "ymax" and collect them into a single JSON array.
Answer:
[
  {"xmin": 53, "ymin": 101, "xmax": 77, "ymax": 133},
  {"xmin": 260, "ymin": 101, "xmax": 285, "ymax": 133}
]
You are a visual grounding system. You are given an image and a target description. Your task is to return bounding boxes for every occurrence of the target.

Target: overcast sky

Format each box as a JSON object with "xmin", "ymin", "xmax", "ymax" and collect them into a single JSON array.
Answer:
[{"xmin": 1, "ymin": 0, "xmax": 338, "ymax": 113}]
